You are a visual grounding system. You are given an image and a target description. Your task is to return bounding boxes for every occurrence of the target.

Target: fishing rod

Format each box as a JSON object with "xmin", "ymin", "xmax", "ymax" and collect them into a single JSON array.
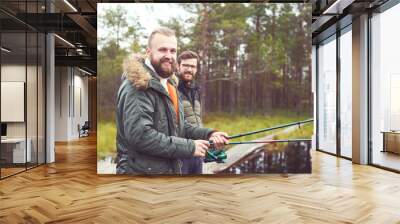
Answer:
[
  {"xmin": 205, "ymin": 119, "xmax": 313, "ymax": 163},
  {"xmin": 228, "ymin": 139, "xmax": 312, "ymax": 145},
  {"xmin": 227, "ymin": 119, "xmax": 314, "ymax": 140}
]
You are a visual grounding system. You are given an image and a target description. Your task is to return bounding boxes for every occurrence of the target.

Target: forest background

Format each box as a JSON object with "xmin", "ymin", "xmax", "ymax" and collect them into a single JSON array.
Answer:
[{"xmin": 97, "ymin": 3, "xmax": 313, "ymax": 160}]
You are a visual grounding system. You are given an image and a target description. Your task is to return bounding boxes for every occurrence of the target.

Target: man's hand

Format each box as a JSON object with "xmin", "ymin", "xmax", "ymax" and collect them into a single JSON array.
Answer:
[
  {"xmin": 193, "ymin": 140, "xmax": 210, "ymax": 157},
  {"xmin": 209, "ymin": 132, "xmax": 229, "ymax": 149}
]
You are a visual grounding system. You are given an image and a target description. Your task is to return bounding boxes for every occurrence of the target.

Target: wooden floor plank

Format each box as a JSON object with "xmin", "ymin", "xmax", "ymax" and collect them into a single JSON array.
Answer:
[{"xmin": 0, "ymin": 135, "xmax": 399, "ymax": 223}]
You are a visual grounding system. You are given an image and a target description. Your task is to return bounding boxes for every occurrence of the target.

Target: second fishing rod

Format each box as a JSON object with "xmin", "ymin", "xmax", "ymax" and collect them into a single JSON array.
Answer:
[{"xmin": 205, "ymin": 118, "xmax": 313, "ymax": 163}]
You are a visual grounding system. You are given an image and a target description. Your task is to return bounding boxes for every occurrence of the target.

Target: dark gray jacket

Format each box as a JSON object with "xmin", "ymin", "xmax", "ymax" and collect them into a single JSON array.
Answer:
[{"xmin": 115, "ymin": 56, "xmax": 214, "ymax": 174}]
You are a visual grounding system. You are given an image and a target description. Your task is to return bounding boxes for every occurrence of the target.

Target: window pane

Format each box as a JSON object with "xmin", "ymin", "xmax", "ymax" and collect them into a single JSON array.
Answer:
[
  {"xmin": 27, "ymin": 31, "xmax": 38, "ymax": 169},
  {"xmin": 318, "ymin": 36, "xmax": 337, "ymax": 154},
  {"xmin": 38, "ymin": 32, "xmax": 45, "ymax": 165},
  {"xmin": 1, "ymin": 30, "xmax": 27, "ymax": 177},
  {"xmin": 371, "ymin": 3, "xmax": 400, "ymax": 171},
  {"xmin": 340, "ymin": 28, "xmax": 352, "ymax": 158}
]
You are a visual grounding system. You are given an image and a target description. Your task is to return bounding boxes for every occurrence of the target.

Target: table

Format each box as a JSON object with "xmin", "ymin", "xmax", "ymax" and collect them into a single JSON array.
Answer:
[
  {"xmin": 1, "ymin": 138, "xmax": 31, "ymax": 164},
  {"xmin": 382, "ymin": 131, "xmax": 400, "ymax": 154}
]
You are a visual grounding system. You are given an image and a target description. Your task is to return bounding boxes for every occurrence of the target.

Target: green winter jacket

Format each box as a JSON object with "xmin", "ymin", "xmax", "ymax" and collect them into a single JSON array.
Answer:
[{"xmin": 115, "ymin": 55, "xmax": 214, "ymax": 174}]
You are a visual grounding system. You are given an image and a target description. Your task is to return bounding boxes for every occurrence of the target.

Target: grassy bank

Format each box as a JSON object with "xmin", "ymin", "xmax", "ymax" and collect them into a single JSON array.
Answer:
[
  {"xmin": 97, "ymin": 112, "xmax": 314, "ymax": 160},
  {"xmin": 97, "ymin": 122, "xmax": 117, "ymax": 159}
]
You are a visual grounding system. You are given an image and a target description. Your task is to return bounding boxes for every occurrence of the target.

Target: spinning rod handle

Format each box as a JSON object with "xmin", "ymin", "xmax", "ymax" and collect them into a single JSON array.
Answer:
[{"xmin": 208, "ymin": 140, "xmax": 215, "ymax": 148}]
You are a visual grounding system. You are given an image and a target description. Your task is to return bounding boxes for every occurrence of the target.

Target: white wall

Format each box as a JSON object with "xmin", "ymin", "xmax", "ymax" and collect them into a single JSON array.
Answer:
[
  {"xmin": 54, "ymin": 67, "xmax": 89, "ymax": 141},
  {"xmin": 55, "ymin": 67, "xmax": 69, "ymax": 141},
  {"xmin": 1, "ymin": 65, "xmax": 26, "ymax": 81},
  {"xmin": 1, "ymin": 65, "xmax": 26, "ymax": 128},
  {"xmin": 72, "ymin": 72, "xmax": 89, "ymax": 138},
  {"xmin": 1, "ymin": 65, "xmax": 34, "ymax": 138}
]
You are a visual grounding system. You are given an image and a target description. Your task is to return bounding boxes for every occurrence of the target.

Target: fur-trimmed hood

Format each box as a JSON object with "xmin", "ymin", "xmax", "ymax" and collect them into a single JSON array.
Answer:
[
  {"xmin": 123, "ymin": 54, "xmax": 179, "ymax": 91},
  {"xmin": 122, "ymin": 54, "xmax": 152, "ymax": 90}
]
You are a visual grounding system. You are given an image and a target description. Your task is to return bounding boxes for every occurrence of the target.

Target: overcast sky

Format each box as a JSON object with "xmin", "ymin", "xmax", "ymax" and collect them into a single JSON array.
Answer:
[{"xmin": 97, "ymin": 3, "xmax": 192, "ymax": 50}]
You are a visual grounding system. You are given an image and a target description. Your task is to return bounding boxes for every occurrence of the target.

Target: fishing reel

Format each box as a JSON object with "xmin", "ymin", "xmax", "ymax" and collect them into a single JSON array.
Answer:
[{"xmin": 204, "ymin": 140, "xmax": 227, "ymax": 163}]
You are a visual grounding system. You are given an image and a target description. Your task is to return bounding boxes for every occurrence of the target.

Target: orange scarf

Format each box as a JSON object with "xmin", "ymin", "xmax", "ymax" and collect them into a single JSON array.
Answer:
[{"xmin": 167, "ymin": 82, "xmax": 179, "ymax": 123}]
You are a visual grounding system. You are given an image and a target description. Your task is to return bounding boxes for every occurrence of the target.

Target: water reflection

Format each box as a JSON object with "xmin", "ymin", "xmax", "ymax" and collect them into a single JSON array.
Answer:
[{"xmin": 220, "ymin": 141, "xmax": 312, "ymax": 174}]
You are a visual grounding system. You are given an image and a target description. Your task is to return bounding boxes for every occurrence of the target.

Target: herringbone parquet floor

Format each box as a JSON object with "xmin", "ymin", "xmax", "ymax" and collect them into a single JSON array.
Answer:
[{"xmin": 1, "ymin": 135, "xmax": 400, "ymax": 223}]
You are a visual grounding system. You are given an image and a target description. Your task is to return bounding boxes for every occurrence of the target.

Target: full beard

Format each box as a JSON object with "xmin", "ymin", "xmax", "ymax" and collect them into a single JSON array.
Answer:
[
  {"xmin": 151, "ymin": 57, "xmax": 176, "ymax": 78},
  {"xmin": 181, "ymin": 71, "xmax": 194, "ymax": 82}
]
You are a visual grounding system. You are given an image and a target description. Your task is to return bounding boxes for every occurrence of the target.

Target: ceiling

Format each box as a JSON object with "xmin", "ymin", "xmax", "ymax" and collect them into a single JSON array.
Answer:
[
  {"xmin": 1, "ymin": 0, "xmax": 394, "ymax": 74},
  {"xmin": 0, "ymin": 0, "xmax": 99, "ymax": 75},
  {"xmin": 310, "ymin": 0, "xmax": 390, "ymax": 43}
]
